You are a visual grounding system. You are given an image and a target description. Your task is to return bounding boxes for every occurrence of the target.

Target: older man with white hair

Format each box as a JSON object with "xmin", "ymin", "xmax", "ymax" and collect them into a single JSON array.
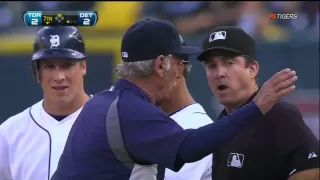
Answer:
[{"xmin": 52, "ymin": 19, "xmax": 297, "ymax": 180}]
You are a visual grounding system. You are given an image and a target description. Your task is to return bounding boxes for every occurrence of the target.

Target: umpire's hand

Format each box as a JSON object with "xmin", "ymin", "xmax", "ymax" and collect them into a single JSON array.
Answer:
[{"xmin": 254, "ymin": 68, "xmax": 297, "ymax": 115}]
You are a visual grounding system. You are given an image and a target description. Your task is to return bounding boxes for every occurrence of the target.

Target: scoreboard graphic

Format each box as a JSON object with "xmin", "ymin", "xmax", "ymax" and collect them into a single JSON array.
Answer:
[{"xmin": 23, "ymin": 11, "xmax": 98, "ymax": 26}]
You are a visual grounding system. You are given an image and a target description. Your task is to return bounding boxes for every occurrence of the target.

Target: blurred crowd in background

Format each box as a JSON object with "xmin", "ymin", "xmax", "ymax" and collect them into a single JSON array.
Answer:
[
  {"xmin": 0, "ymin": 1, "xmax": 319, "ymax": 137},
  {"xmin": 0, "ymin": 1, "xmax": 319, "ymax": 41}
]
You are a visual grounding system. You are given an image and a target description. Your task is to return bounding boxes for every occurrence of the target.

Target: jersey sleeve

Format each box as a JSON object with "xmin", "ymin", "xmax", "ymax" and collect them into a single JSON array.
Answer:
[
  {"xmin": 119, "ymin": 99, "xmax": 192, "ymax": 172},
  {"xmin": 0, "ymin": 125, "xmax": 12, "ymax": 180},
  {"xmin": 288, "ymin": 138, "xmax": 319, "ymax": 176},
  {"xmin": 275, "ymin": 104, "xmax": 319, "ymax": 177}
]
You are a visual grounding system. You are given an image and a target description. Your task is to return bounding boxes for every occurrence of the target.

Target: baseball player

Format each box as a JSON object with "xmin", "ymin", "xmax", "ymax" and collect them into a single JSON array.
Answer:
[
  {"xmin": 160, "ymin": 36, "xmax": 212, "ymax": 180},
  {"xmin": 0, "ymin": 26, "xmax": 90, "ymax": 180}
]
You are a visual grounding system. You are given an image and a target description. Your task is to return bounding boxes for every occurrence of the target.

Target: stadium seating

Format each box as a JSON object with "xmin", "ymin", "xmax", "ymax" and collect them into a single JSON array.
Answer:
[{"xmin": 94, "ymin": 2, "xmax": 143, "ymax": 31}]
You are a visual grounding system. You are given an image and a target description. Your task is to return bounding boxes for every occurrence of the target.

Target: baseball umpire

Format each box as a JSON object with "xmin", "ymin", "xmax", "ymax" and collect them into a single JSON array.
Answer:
[{"xmin": 197, "ymin": 26, "xmax": 319, "ymax": 180}]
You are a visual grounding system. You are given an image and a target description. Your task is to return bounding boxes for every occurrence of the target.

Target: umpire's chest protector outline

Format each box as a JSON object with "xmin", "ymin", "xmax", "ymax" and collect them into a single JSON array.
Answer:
[
  {"xmin": 0, "ymin": 100, "xmax": 82, "ymax": 180},
  {"xmin": 106, "ymin": 93, "xmax": 159, "ymax": 180}
]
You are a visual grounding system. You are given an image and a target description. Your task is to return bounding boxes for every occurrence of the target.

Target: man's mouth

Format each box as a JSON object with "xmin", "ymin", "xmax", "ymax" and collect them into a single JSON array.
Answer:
[
  {"xmin": 52, "ymin": 86, "xmax": 68, "ymax": 90},
  {"xmin": 217, "ymin": 85, "xmax": 228, "ymax": 91}
]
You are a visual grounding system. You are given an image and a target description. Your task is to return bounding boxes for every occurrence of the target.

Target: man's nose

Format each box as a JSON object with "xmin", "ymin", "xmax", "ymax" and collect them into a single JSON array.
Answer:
[
  {"xmin": 214, "ymin": 66, "xmax": 226, "ymax": 79},
  {"xmin": 53, "ymin": 70, "xmax": 66, "ymax": 82}
]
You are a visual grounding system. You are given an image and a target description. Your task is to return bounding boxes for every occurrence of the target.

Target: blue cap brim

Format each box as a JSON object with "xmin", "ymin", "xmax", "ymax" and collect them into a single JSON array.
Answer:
[
  {"xmin": 32, "ymin": 48, "xmax": 85, "ymax": 61},
  {"xmin": 174, "ymin": 45, "xmax": 201, "ymax": 55}
]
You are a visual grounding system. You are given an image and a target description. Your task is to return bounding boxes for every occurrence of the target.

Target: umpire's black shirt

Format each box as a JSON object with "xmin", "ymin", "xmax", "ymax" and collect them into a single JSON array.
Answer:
[{"xmin": 212, "ymin": 91, "xmax": 319, "ymax": 180}]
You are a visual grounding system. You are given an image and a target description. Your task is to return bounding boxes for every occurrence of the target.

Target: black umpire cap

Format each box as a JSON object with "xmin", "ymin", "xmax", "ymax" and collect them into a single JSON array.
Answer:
[
  {"xmin": 197, "ymin": 26, "xmax": 256, "ymax": 61},
  {"xmin": 121, "ymin": 19, "xmax": 201, "ymax": 62}
]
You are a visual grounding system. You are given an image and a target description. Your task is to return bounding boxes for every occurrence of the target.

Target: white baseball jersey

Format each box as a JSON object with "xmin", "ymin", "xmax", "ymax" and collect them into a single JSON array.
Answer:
[
  {"xmin": 0, "ymin": 99, "xmax": 83, "ymax": 180},
  {"xmin": 165, "ymin": 103, "xmax": 213, "ymax": 180}
]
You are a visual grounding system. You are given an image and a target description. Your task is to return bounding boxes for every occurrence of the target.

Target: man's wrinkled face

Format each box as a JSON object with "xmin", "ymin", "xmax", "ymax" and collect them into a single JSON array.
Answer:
[
  {"xmin": 204, "ymin": 55, "xmax": 258, "ymax": 106},
  {"xmin": 39, "ymin": 58, "xmax": 86, "ymax": 105},
  {"xmin": 154, "ymin": 55, "xmax": 184, "ymax": 105}
]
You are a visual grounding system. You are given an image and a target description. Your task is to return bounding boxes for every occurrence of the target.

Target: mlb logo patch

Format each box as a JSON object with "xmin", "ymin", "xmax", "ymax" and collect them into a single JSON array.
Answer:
[
  {"xmin": 209, "ymin": 31, "xmax": 227, "ymax": 42},
  {"xmin": 227, "ymin": 152, "xmax": 244, "ymax": 168},
  {"xmin": 122, "ymin": 52, "xmax": 128, "ymax": 58}
]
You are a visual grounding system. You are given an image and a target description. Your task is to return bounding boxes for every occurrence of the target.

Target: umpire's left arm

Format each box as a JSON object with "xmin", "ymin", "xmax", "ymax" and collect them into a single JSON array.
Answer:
[{"xmin": 279, "ymin": 104, "xmax": 319, "ymax": 180}]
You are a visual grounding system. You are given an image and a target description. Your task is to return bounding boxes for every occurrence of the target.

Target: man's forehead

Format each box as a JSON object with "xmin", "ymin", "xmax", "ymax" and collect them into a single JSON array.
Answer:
[
  {"xmin": 203, "ymin": 49, "xmax": 242, "ymax": 61},
  {"xmin": 205, "ymin": 55, "xmax": 238, "ymax": 63},
  {"xmin": 40, "ymin": 58, "xmax": 79, "ymax": 64}
]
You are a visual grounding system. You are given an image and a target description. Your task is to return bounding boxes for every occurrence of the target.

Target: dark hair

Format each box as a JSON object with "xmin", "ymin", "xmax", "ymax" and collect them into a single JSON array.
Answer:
[
  {"xmin": 241, "ymin": 55, "xmax": 255, "ymax": 67},
  {"xmin": 241, "ymin": 55, "xmax": 258, "ymax": 83}
]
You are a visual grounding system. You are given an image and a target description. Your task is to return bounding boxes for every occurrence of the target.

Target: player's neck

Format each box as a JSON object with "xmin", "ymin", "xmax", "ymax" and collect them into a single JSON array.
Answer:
[
  {"xmin": 43, "ymin": 91, "xmax": 89, "ymax": 116},
  {"xmin": 161, "ymin": 78, "xmax": 196, "ymax": 115},
  {"xmin": 225, "ymin": 84, "xmax": 259, "ymax": 114}
]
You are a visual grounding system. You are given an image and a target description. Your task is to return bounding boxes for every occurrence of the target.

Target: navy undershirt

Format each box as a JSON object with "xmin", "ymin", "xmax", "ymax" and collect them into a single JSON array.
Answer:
[
  {"xmin": 49, "ymin": 114, "xmax": 68, "ymax": 121},
  {"xmin": 42, "ymin": 102, "xmax": 68, "ymax": 121}
]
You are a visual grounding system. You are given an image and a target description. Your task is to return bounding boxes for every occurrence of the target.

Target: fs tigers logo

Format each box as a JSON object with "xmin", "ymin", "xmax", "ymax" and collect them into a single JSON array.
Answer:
[{"xmin": 269, "ymin": 14, "xmax": 298, "ymax": 20}]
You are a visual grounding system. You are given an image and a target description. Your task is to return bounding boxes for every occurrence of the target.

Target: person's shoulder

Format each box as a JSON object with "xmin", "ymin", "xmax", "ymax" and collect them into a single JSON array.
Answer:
[
  {"xmin": 261, "ymin": 100, "xmax": 305, "ymax": 137},
  {"xmin": 119, "ymin": 89, "xmax": 159, "ymax": 110},
  {"xmin": 266, "ymin": 100, "xmax": 316, "ymax": 151},
  {"xmin": 273, "ymin": 100, "xmax": 299, "ymax": 112},
  {"xmin": 267, "ymin": 100, "xmax": 303, "ymax": 124},
  {"xmin": 266, "ymin": 100, "xmax": 302, "ymax": 121},
  {"xmin": 0, "ymin": 101, "xmax": 42, "ymax": 134},
  {"xmin": 77, "ymin": 90, "xmax": 120, "ymax": 119},
  {"xmin": 170, "ymin": 103, "xmax": 213, "ymax": 129},
  {"xmin": 265, "ymin": 100, "xmax": 309, "ymax": 132},
  {"xmin": 87, "ymin": 89, "xmax": 118, "ymax": 105},
  {"xmin": 116, "ymin": 89, "xmax": 165, "ymax": 121}
]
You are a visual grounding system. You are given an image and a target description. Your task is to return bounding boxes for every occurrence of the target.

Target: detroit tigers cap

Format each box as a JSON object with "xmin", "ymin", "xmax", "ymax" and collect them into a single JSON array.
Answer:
[
  {"xmin": 121, "ymin": 19, "xmax": 201, "ymax": 62},
  {"xmin": 197, "ymin": 26, "xmax": 256, "ymax": 61}
]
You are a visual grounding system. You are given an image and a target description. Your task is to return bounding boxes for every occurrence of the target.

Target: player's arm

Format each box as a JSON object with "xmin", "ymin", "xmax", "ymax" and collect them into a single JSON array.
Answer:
[
  {"xmin": 120, "ymin": 95, "xmax": 262, "ymax": 171},
  {"xmin": 277, "ymin": 106, "xmax": 319, "ymax": 180},
  {"xmin": 0, "ymin": 124, "xmax": 12, "ymax": 180}
]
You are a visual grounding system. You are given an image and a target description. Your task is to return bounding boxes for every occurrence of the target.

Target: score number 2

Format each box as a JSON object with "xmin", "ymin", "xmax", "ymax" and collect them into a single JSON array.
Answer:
[
  {"xmin": 31, "ymin": 19, "xmax": 38, "ymax": 25},
  {"xmin": 83, "ymin": 18, "xmax": 90, "ymax": 26},
  {"xmin": 79, "ymin": 12, "xmax": 95, "ymax": 26}
]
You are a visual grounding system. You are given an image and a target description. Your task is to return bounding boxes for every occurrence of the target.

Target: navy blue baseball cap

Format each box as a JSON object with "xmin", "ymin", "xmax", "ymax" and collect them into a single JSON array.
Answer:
[{"xmin": 121, "ymin": 19, "xmax": 201, "ymax": 62}]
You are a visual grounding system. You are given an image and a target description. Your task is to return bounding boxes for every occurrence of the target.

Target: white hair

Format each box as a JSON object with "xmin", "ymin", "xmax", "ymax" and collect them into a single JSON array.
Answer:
[
  {"xmin": 116, "ymin": 55, "xmax": 172, "ymax": 78},
  {"xmin": 183, "ymin": 63, "xmax": 192, "ymax": 77}
]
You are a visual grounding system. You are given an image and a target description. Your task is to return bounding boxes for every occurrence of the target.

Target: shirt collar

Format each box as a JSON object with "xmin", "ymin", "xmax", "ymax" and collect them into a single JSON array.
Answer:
[
  {"xmin": 218, "ymin": 88, "xmax": 260, "ymax": 120},
  {"xmin": 113, "ymin": 78, "xmax": 152, "ymax": 103}
]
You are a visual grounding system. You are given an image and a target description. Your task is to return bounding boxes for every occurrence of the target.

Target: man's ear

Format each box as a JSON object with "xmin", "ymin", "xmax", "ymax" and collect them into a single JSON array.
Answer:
[
  {"xmin": 176, "ymin": 60, "xmax": 185, "ymax": 80},
  {"xmin": 80, "ymin": 59, "xmax": 87, "ymax": 76},
  {"xmin": 154, "ymin": 55, "xmax": 166, "ymax": 78},
  {"xmin": 249, "ymin": 60, "xmax": 259, "ymax": 80}
]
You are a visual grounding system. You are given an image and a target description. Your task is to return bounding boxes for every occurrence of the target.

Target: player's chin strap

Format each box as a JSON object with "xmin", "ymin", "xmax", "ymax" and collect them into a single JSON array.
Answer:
[{"xmin": 31, "ymin": 61, "xmax": 40, "ymax": 83}]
